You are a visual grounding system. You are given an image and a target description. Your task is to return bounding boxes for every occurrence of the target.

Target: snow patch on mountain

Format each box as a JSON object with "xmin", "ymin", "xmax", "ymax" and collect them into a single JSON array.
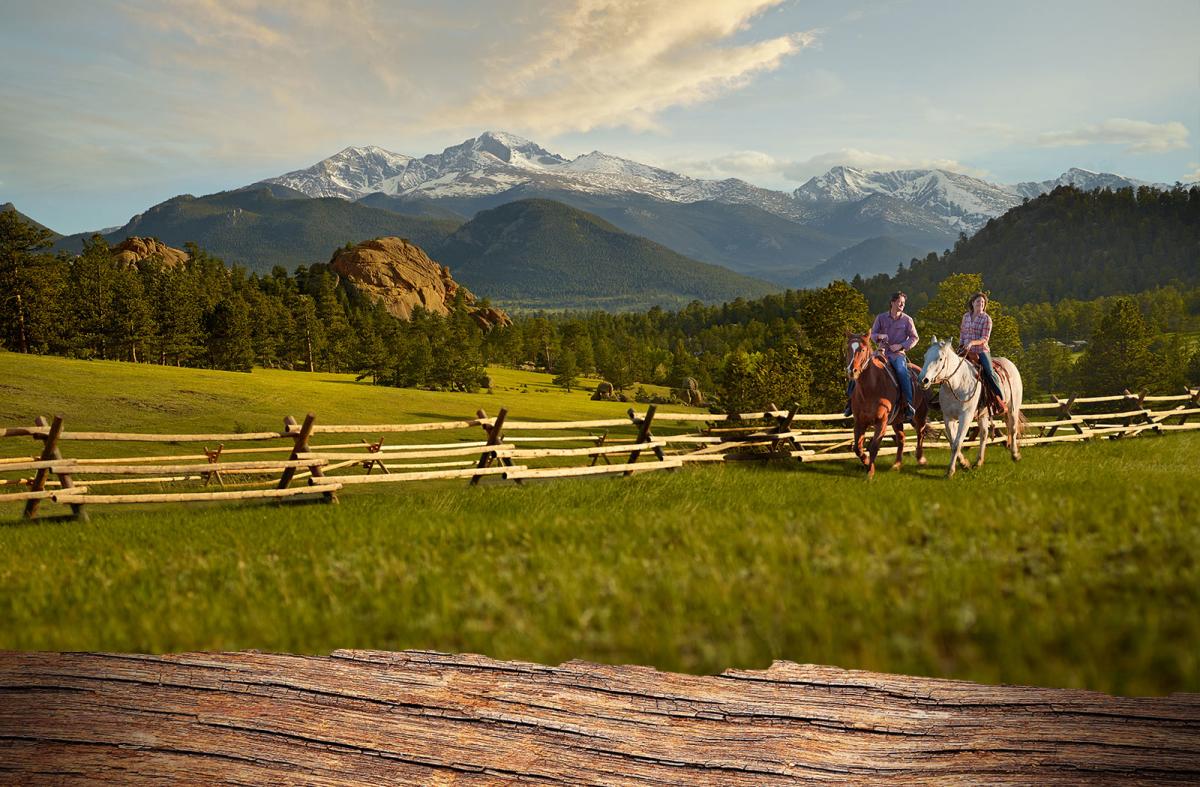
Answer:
[{"xmin": 261, "ymin": 132, "xmax": 1181, "ymax": 235}]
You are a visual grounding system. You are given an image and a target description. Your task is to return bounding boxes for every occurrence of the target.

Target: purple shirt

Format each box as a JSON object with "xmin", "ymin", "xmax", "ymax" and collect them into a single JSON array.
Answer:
[{"xmin": 871, "ymin": 311, "xmax": 919, "ymax": 358}]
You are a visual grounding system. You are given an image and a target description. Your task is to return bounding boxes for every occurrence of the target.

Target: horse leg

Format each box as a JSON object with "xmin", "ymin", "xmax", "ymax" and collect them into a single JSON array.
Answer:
[
  {"xmin": 975, "ymin": 413, "xmax": 989, "ymax": 469},
  {"xmin": 891, "ymin": 424, "xmax": 904, "ymax": 471},
  {"xmin": 947, "ymin": 412, "xmax": 972, "ymax": 479},
  {"xmin": 854, "ymin": 419, "xmax": 868, "ymax": 465},
  {"xmin": 915, "ymin": 411, "xmax": 928, "ymax": 466},
  {"xmin": 867, "ymin": 417, "xmax": 886, "ymax": 479}
]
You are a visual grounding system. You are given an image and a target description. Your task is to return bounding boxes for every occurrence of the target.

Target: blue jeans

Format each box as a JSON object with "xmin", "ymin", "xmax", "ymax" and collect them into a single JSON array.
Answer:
[
  {"xmin": 977, "ymin": 351, "xmax": 1004, "ymax": 400},
  {"xmin": 845, "ymin": 357, "xmax": 913, "ymax": 414},
  {"xmin": 889, "ymin": 355, "xmax": 914, "ymax": 410}
]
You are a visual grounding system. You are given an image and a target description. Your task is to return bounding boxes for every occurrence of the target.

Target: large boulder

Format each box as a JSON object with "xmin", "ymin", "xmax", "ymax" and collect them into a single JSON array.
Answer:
[
  {"xmin": 111, "ymin": 237, "xmax": 189, "ymax": 269},
  {"xmin": 330, "ymin": 237, "xmax": 510, "ymax": 329}
]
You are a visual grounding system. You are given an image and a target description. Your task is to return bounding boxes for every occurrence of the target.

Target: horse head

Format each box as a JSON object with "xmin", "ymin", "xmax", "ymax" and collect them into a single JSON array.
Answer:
[
  {"xmin": 918, "ymin": 336, "xmax": 955, "ymax": 389},
  {"xmin": 846, "ymin": 331, "xmax": 873, "ymax": 381}
]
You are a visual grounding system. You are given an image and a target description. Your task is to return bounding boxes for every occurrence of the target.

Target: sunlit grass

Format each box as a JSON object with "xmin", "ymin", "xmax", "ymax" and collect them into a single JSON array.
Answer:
[{"xmin": 1, "ymin": 351, "xmax": 1197, "ymax": 696}]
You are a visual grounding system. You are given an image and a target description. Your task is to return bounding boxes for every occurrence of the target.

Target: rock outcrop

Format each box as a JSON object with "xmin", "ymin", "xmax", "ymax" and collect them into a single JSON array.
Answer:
[
  {"xmin": 330, "ymin": 237, "xmax": 509, "ymax": 329},
  {"xmin": 112, "ymin": 237, "xmax": 189, "ymax": 268}
]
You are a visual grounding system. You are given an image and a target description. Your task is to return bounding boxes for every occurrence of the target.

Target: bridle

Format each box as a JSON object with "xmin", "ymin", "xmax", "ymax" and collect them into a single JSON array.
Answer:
[
  {"xmin": 927, "ymin": 345, "xmax": 979, "ymax": 404},
  {"xmin": 847, "ymin": 338, "xmax": 874, "ymax": 381}
]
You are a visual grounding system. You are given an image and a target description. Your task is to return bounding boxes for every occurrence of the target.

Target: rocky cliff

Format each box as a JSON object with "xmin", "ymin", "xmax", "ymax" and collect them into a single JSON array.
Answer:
[
  {"xmin": 111, "ymin": 236, "xmax": 189, "ymax": 268},
  {"xmin": 329, "ymin": 237, "xmax": 509, "ymax": 329}
]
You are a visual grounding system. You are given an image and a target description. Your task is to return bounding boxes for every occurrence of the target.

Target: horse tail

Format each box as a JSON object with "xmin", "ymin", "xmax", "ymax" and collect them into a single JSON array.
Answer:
[{"xmin": 1016, "ymin": 410, "xmax": 1029, "ymax": 440}]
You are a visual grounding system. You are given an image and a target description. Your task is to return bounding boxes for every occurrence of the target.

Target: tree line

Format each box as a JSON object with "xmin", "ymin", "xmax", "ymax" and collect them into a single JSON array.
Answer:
[
  {"xmin": 4, "ymin": 207, "xmax": 1197, "ymax": 410},
  {"xmin": 0, "ymin": 211, "xmax": 488, "ymax": 391}
]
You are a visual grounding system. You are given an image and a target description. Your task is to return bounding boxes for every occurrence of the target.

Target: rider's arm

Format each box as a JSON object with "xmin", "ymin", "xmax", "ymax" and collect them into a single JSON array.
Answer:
[
  {"xmin": 903, "ymin": 316, "xmax": 919, "ymax": 351},
  {"xmin": 870, "ymin": 314, "xmax": 887, "ymax": 344}
]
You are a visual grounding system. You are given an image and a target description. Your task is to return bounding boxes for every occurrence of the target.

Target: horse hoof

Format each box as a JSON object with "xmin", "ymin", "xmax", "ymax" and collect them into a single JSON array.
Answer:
[
  {"xmin": 891, "ymin": 463, "xmax": 902, "ymax": 472},
  {"xmin": 917, "ymin": 457, "xmax": 928, "ymax": 466}
]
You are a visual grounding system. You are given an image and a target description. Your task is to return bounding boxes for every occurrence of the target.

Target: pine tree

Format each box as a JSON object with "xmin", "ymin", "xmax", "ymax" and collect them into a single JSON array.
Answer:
[
  {"xmin": 553, "ymin": 350, "xmax": 579, "ymax": 392},
  {"xmin": 1078, "ymin": 298, "xmax": 1154, "ymax": 394},
  {"xmin": 206, "ymin": 295, "xmax": 255, "ymax": 371},
  {"xmin": 0, "ymin": 210, "xmax": 59, "ymax": 353},
  {"xmin": 796, "ymin": 280, "xmax": 871, "ymax": 411}
]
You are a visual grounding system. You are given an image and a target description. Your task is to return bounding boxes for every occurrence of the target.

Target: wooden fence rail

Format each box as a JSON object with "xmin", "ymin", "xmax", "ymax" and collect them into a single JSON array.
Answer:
[{"xmin": 3, "ymin": 386, "xmax": 1197, "ymax": 519}]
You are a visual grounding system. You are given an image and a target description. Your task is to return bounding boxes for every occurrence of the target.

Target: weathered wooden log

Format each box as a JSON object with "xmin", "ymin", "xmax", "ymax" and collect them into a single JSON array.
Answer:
[
  {"xmin": 0, "ymin": 486, "xmax": 88, "ymax": 503},
  {"xmin": 55, "ymin": 430, "xmax": 288, "ymax": 442},
  {"xmin": 502, "ymin": 417, "xmax": 633, "ymax": 430},
  {"xmin": 1071, "ymin": 393, "xmax": 1137, "ymax": 404},
  {"xmin": 377, "ymin": 439, "xmax": 491, "ymax": 451},
  {"xmin": 63, "ymin": 459, "xmax": 328, "ymax": 475},
  {"xmin": 0, "ymin": 650, "xmax": 1194, "ymax": 785},
  {"xmin": 508, "ymin": 441, "xmax": 665, "ymax": 459},
  {"xmin": 0, "ymin": 458, "xmax": 77, "ymax": 473},
  {"xmin": 50, "ymin": 483, "xmax": 343, "ymax": 505},
  {"xmin": 296, "ymin": 420, "xmax": 485, "ymax": 434}
]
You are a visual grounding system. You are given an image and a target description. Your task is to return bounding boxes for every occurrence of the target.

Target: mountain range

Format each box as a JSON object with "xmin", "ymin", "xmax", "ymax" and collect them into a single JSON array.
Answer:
[
  {"xmin": 21, "ymin": 131, "xmax": 1190, "ymax": 311},
  {"xmin": 256, "ymin": 131, "xmax": 1181, "ymax": 285}
]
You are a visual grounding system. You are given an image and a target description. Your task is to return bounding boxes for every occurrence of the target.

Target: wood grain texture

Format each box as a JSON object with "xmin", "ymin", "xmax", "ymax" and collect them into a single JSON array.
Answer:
[{"xmin": 0, "ymin": 650, "xmax": 1196, "ymax": 785}]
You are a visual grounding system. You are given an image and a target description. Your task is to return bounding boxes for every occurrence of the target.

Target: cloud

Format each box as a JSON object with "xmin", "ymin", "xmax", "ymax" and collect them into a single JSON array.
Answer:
[
  {"xmin": 445, "ymin": 0, "xmax": 817, "ymax": 134},
  {"xmin": 1185, "ymin": 163, "xmax": 1200, "ymax": 183},
  {"xmin": 1035, "ymin": 118, "xmax": 1189, "ymax": 154},
  {"xmin": 671, "ymin": 148, "xmax": 986, "ymax": 184}
]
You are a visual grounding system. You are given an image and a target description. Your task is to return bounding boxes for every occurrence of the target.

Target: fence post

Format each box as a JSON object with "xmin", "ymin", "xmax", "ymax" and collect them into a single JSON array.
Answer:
[
  {"xmin": 1173, "ymin": 386, "xmax": 1200, "ymax": 426},
  {"xmin": 24, "ymin": 415, "xmax": 86, "ymax": 522},
  {"xmin": 1122, "ymin": 388, "xmax": 1152, "ymax": 435},
  {"xmin": 626, "ymin": 405, "xmax": 668, "ymax": 476},
  {"xmin": 280, "ymin": 413, "xmax": 336, "ymax": 503},
  {"xmin": 769, "ymin": 402, "xmax": 799, "ymax": 458},
  {"xmin": 1047, "ymin": 394, "xmax": 1082, "ymax": 438},
  {"xmin": 589, "ymin": 432, "xmax": 610, "ymax": 467},
  {"xmin": 361, "ymin": 437, "xmax": 388, "ymax": 475},
  {"xmin": 472, "ymin": 408, "xmax": 514, "ymax": 486}
]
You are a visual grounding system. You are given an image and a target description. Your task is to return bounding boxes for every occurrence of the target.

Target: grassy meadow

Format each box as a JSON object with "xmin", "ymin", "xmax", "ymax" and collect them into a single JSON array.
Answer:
[{"xmin": 1, "ymin": 351, "xmax": 1198, "ymax": 696}]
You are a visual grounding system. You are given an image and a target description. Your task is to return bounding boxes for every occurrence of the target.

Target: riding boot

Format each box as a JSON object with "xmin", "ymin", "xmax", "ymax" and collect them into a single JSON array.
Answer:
[{"xmin": 842, "ymin": 380, "xmax": 855, "ymax": 418}]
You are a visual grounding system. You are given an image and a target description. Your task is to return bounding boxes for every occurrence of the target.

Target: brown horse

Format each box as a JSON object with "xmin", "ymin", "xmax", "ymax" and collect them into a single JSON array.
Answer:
[{"xmin": 845, "ymin": 332, "xmax": 929, "ymax": 479}]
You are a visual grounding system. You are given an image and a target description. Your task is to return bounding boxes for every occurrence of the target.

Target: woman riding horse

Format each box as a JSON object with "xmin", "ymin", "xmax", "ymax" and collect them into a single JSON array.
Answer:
[{"xmin": 959, "ymin": 292, "xmax": 1007, "ymax": 416}]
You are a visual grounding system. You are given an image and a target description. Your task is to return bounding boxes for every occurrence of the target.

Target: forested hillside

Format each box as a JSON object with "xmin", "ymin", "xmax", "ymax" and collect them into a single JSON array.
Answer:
[
  {"xmin": 434, "ymin": 199, "xmax": 780, "ymax": 309},
  {"xmin": 855, "ymin": 186, "xmax": 1200, "ymax": 312},
  {"xmin": 52, "ymin": 189, "xmax": 461, "ymax": 273}
]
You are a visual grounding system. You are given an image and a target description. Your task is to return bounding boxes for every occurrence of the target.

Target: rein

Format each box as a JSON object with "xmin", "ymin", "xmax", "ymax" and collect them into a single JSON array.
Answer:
[{"xmin": 934, "ymin": 350, "xmax": 980, "ymax": 404}]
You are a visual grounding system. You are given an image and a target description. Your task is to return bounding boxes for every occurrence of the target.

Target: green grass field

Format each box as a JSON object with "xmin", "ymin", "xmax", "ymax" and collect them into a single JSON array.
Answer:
[{"xmin": 2, "ymin": 351, "xmax": 1198, "ymax": 696}]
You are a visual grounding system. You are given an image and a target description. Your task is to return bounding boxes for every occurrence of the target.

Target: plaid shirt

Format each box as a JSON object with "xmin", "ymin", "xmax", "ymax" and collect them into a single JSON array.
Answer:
[{"xmin": 960, "ymin": 311, "xmax": 992, "ymax": 352}]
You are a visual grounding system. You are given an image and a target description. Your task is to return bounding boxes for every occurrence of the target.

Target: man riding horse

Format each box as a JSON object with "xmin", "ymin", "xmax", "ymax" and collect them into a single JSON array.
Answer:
[{"xmin": 844, "ymin": 291, "xmax": 918, "ymax": 422}]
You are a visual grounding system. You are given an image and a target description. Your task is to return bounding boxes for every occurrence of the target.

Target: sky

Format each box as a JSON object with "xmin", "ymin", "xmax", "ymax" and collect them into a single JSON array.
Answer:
[{"xmin": 1, "ymin": 0, "xmax": 1197, "ymax": 234}]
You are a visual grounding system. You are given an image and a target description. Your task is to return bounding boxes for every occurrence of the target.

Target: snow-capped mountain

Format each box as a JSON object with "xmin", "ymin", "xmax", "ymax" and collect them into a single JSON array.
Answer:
[
  {"xmin": 794, "ymin": 166, "xmax": 1023, "ymax": 234},
  {"xmin": 261, "ymin": 132, "xmax": 1177, "ymax": 237},
  {"xmin": 271, "ymin": 145, "xmax": 417, "ymax": 200},
  {"xmin": 1011, "ymin": 167, "xmax": 1154, "ymax": 199},
  {"xmin": 264, "ymin": 131, "xmax": 809, "ymax": 220}
]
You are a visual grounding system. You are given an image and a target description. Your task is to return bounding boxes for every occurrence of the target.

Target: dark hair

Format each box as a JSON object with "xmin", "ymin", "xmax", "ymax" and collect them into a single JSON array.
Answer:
[
  {"xmin": 890, "ymin": 291, "xmax": 907, "ymax": 303},
  {"xmin": 966, "ymin": 291, "xmax": 987, "ymax": 311}
]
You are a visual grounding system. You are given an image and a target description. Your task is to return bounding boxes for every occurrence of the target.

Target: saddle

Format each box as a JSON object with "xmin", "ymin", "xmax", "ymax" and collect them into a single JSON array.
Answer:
[
  {"xmin": 962, "ymin": 349, "xmax": 1008, "ymax": 417},
  {"xmin": 874, "ymin": 355, "xmax": 922, "ymax": 423}
]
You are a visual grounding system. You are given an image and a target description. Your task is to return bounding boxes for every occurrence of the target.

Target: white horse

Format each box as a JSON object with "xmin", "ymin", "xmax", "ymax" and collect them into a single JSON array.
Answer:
[{"xmin": 917, "ymin": 337, "xmax": 1024, "ymax": 478}]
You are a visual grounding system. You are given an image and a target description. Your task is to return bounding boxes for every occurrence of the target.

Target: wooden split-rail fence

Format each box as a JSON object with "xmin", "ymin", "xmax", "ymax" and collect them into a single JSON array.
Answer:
[{"xmin": 2, "ymin": 386, "xmax": 1197, "ymax": 520}]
